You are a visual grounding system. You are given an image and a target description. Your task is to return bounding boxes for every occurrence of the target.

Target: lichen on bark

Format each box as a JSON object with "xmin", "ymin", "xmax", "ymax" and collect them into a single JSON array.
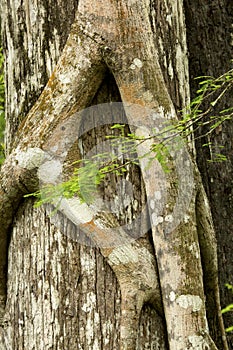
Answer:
[{"xmin": 0, "ymin": 0, "xmax": 229, "ymax": 349}]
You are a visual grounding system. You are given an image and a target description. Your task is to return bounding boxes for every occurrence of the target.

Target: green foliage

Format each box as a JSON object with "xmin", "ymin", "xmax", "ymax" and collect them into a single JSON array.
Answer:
[
  {"xmin": 0, "ymin": 47, "xmax": 5, "ymax": 166},
  {"xmin": 26, "ymin": 68, "xmax": 233, "ymax": 207},
  {"xmin": 26, "ymin": 123, "xmax": 176, "ymax": 208},
  {"xmin": 222, "ymin": 284, "xmax": 233, "ymax": 333},
  {"xmin": 25, "ymin": 161, "xmax": 101, "ymax": 206},
  {"xmin": 179, "ymin": 68, "xmax": 233, "ymax": 161},
  {"xmin": 25, "ymin": 152, "xmax": 130, "ymax": 207}
]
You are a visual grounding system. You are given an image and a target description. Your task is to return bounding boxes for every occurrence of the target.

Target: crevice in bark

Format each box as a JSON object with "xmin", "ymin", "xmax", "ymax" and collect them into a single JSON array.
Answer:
[
  {"xmin": 184, "ymin": 1, "xmax": 233, "ymax": 346},
  {"xmin": 0, "ymin": 2, "xmax": 229, "ymax": 349},
  {"xmin": 196, "ymin": 175, "xmax": 229, "ymax": 350},
  {"xmin": 76, "ymin": 68, "xmax": 164, "ymax": 348}
]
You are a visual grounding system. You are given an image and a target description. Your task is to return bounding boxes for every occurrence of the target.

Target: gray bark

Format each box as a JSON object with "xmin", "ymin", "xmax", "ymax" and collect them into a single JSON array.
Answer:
[
  {"xmin": 0, "ymin": 0, "xmax": 229, "ymax": 349},
  {"xmin": 184, "ymin": 1, "xmax": 233, "ymax": 346}
]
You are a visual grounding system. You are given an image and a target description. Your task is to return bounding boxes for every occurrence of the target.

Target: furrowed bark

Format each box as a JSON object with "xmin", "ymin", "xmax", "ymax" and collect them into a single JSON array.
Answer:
[
  {"xmin": 0, "ymin": 7, "xmax": 163, "ymax": 349},
  {"xmin": 196, "ymin": 174, "xmax": 228, "ymax": 350},
  {"xmin": 98, "ymin": 0, "xmax": 226, "ymax": 348},
  {"xmin": 47, "ymin": 198, "xmax": 163, "ymax": 350},
  {"xmin": 0, "ymin": 0, "xmax": 228, "ymax": 349},
  {"xmin": 0, "ymin": 13, "xmax": 106, "ymax": 322}
]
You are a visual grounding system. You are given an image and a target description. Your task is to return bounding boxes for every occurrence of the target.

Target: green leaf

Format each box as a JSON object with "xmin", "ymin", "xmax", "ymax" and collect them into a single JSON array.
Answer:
[
  {"xmin": 202, "ymin": 142, "xmax": 212, "ymax": 148},
  {"xmin": 111, "ymin": 124, "xmax": 125, "ymax": 129},
  {"xmin": 221, "ymin": 304, "xmax": 233, "ymax": 314},
  {"xmin": 194, "ymin": 75, "xmax": 214, "ymax": 81},
  {"xmin": 225, "ymin": 283, "xmax": 233, "ymax": 291},
  {"xmin": 208, "ymin": 153, "xmax": 227, "ymax": 163},
  {"xmin": 226, "ymin": 326, "xmax": 233, "ymax": 333},
  {"xmin": 220, "ymin": 107, "xmax": 233, "ymax": 114}
]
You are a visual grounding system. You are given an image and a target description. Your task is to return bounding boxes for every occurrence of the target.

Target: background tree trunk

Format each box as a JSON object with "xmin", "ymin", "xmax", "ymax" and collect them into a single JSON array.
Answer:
[
  {"xmin": 184, "ymin": 0, "xmax": 233, "ymax": 347},
  {"xmin": 0, "ymin": 0, "xmax": 231, "ymax": 349}
]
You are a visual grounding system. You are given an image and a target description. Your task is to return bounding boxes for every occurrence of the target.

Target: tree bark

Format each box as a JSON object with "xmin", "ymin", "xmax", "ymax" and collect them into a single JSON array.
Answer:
[
  {"xmin": 184, "ymin": 0, "xmax": 233, "ymax": 347},
  {"xmin": 0, "ymin": 0, "xmax": 230, "ymax": 349}
]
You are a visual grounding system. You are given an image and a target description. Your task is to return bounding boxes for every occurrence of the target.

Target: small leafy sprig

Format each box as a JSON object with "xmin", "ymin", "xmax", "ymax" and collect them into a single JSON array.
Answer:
[
  {"xmin": 222, "ymin": 284, "xmax": 233, "ymax": 333},
  {"xmin": 26, "ymin": 67, "xmax": 233, "ymax": 206},
  {"xmin": 184, "ymin": 68, "xmax": 233, "ymax": 137},
  {"xmin": 25, "ymin": 121, "xmax": 173, "ymax": 207}
]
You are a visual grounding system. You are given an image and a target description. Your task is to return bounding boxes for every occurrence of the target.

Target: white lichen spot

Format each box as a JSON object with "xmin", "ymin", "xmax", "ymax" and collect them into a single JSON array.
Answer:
[
  {"xmin": 175, "ymin": 41, "xmax": 190, "ymax": 108},
  {"xmin": 51, "ymin": 285, "xmax": 60, "ymax": 310},
  {"xmin": 104, "ymin": 338, "xmax": 110, "ymax": 345},
  {"xmin": 176, "ymin": 295, "xmax": 203, "ymax": 312},
  {"xmin": 143, "ymin": 90, "xmax": 154, "ymax": 102},
  {"xmin": 86, "ymin": 318, "xmax": 94, "ymax": 344},
  {"xmin": 133, "ymin": 58, "xmax": 143, "ymax": 68},
  {"xmin": 80, "ymin": 252, "xmax": 96, "ymax": 273},
  {"xmin": 158, "ymin": 36, "xmax": 164, "ymax": 54},
  {"xmin": 82, "ymin": 292, "xmax": 96, "ymax": 313},
  {"xmin": 58, "ymin": 73, "xmax": 71, "ymax": 85},
  {"xmin": 184, "ymin": 214, "xmax": 190, "ymax": 223},
  {"xmin": 129, "ymin": 58, "xmax": 143, "ymax": 70},
  {"xmin": 129, "ymin": 63, "xmax": 136, "ymax": 70},
  {"xmin": 150, "ymin": 199, "xmax": 155, "ymax": 210},
  {"xmin": 28, "ymin": 2, "xmax": 38, "ymax": 26},
  {"xmin": 165, "ymin": 214, "xmax": 173, "ymax": 223},
  {"xmin": 169, "ymin": 291, "xmax": 176, "ymax": 302},
  {"xmin": 151, "ymin": 213, "xmax": 164, "ymax": 226},
  {"xmin": 188, "ymin": 243, "xmax": 199, "ymax": 259},
  {"xmin": 230, "ymin": 31, "xmax": 233, "ymax": 46},
  {"xmin": 108, "ymin": 244, "xmax": 139, "ymax": 265},
  {"xmin": 15, "ymin": 147, "xmax": 45, "ymax": 170},
  {"xmin": 168, "ymin": 61, "xmax": 174, "ymax": 80},
  {"xmin": 133, "ymin": 199, "xmax": 139, "ymax": 211},
  {"xmin": 188, "ymin": 335, "xmax": 207, "ymax": 350},
  {"xmin": 18, "ymin": 318, "xmax": 24, "ymax": 325},
  {"xmin": 94, "ymin": 312, "xmax": 100, "ymax": 324},
  {"xmin": 93, "ymin": 339, "xmax": 100, "ymax": 350},
  {"xmin": 59, "ymin": 198, "xmax": 94, "ymax": 225},
  {"xmin": 103, "ymin": 319, "xmax": 113, "ymax": 345},
  {"xmin": 38, "ymin": 159, "xmax": 62, "ymax": 183},
  {"xmin": 204, "ymin": 193, "xmax": 210, "ymax": 208},
  {"xmin": 154, "ymin": 191, "xmax": 162, "ymax": 200},
  {"xmin": 166, "ymin": 14, "xmax": 172, "ymax": 26},
  {"xmin": 135, "ymin": 126, "xmax": 154, "ymax": 157}
]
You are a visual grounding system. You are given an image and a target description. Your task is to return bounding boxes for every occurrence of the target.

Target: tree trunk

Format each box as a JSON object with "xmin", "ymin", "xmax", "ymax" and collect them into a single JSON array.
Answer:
[
  {"xmin": 0, "ymin": 0, "xmax": 230, "ymax": 349},
  {"xmin": 184, "ymin": 1, "xmax": 233, "ymax": 347}
]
